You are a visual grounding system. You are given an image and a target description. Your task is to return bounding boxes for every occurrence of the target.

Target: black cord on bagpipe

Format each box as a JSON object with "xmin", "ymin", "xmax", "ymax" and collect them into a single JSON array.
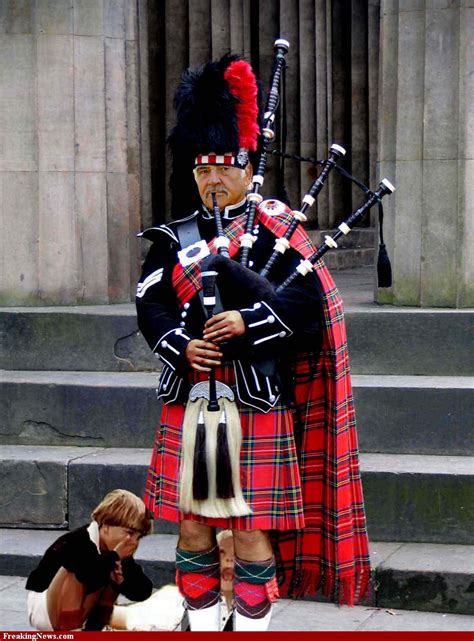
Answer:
[
  {"xmin": 271, "ymin": 148, "xmax": 371, "ymax": 196},
  {"xmin": 270, "ymin": 149, "xmax": 393, "ymax": 287},
  {"xmin": 275, "ymin": 177, "xmax": 395, "ymax": 293}
]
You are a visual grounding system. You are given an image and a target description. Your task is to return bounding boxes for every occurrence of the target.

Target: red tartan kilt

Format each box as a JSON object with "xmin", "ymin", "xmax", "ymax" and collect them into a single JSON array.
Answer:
[{"xmin": 145, "ymin": 363, "xmax": 305, "ymax": 531}]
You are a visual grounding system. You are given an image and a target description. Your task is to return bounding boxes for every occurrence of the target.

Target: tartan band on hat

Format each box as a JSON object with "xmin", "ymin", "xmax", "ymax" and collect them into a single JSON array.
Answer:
[
  {"xmin": 195, "ymin": 153, "xmax": 235, "ymax": 166},
  {"xmin": 194, "ymin": 150, "xmax": 250, "ymax": 169}
]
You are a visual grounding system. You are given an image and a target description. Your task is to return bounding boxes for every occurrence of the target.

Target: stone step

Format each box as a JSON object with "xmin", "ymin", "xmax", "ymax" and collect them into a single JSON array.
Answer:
[
  {"xmin": 345, "ymin": 307, "xmax": 474, "ymax": 376},
  {"xmin": 1, "ymin": 446, "xmax": 472, "ymax": 544},
  {"xmin": 1, "ymin": 303, "xmax": 472, "ymax": 375},
  {"xmin": 323, "ymin": 247, "xmax": 375, "ymax": 270},
  {"xmin": 4, "ymin": 575, "xmax": 474, "ymax": 633},
  {"xmin": 1, "ymin": 371, "xmax": 472, "ymax": 455},
  {"xmin": 308, "ymin": 224, "xmax": 377, "ymax": 269},
  {"xmin": 354, "ymin": 375, "xmax": 474, "ymax": 456},
  {"xmin": 0, "ymin": 304, "xmax": 156, "ymax": 372},
  {"xmin": 0, "ymin": 370, "xmax": 161, "ymax": 448},
  {"xmin": 362, "ymin": 454, "xmax": 474, "ymax": 545},
  {"xmin": 1, "ymin": 530, "xmax": 473, "ymax": 615}
]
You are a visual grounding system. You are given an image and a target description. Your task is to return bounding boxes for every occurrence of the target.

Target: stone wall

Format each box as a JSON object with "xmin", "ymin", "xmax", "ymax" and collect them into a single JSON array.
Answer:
[
  {"xmin": 146, "ymin": 0, "xmax": 380, "ymax": 230},
  {"xmin": 0, "ymin": 0, "xmax": 148, "ymax": 305},
  {"xmin": 2, "ymin": 1, "xmax": 470, "ymax": 307},
  {"xmin": 377, "ymin": 0, "xmax": 473, "ymax": 307},
  {"xmin": 0, "ymin": 0, "xmax": 380, "ymax": 306}
]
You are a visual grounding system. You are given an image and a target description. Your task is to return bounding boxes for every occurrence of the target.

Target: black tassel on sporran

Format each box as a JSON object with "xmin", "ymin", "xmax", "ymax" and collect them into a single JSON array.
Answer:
[
  {"xmin": 216, "ymin": 419, "xmax": 235, "ymax": 499},
  {"xmin": 192, "ymin": 411, "xmax": 209, "ymax": 500}
]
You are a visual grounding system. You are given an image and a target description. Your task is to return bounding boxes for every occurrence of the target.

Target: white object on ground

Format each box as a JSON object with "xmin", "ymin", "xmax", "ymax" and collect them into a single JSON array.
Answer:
[{"xmin": 122, "ymin": 585, "xmax": 185, "ymax": 631}]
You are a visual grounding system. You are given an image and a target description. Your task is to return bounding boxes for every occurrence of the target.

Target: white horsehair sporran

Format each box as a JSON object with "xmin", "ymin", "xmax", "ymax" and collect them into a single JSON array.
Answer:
[{"xmin": 179, "ymin": 380, "xmax": 251, "ymax": 518}]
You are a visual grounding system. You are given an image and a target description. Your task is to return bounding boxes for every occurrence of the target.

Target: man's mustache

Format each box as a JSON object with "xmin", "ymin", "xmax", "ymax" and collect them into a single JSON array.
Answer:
[{"xmin": 205, "ymin": 189, "xmax": 228, "ymax": 198}]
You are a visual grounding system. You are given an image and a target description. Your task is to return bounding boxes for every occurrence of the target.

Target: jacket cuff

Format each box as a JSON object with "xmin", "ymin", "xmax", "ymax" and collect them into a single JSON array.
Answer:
[
  {"xmin": 153, "ymin": 327, "xmax": 193, "ymax": 371},
  {"xmin": 240, "ymin": 301, "xmax": 293, "ymax": 348}
]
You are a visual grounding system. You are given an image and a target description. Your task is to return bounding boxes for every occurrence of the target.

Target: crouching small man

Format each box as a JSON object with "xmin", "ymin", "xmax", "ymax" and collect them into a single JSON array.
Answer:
[{"xmin": 26, "ymin": 489, "xmax": 153, "ymax": 631}]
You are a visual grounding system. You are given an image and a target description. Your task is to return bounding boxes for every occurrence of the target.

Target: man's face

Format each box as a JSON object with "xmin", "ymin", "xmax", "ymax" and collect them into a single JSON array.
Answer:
[{"xmin": 194, "ymin": 162, "xmax": 253, "ymax": 210}]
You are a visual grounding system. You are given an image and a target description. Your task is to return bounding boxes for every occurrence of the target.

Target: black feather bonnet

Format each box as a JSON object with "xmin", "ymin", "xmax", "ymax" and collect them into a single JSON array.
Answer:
[{"xmin": 168, "ymin": 54, "xmax": 262, "ymax": 218}]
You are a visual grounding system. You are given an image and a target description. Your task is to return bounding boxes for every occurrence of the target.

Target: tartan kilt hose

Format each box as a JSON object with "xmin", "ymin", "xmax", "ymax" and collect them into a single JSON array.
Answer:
[{"xmin": 144, "ymin": 363, "xmax": 305, "ymax": 531}]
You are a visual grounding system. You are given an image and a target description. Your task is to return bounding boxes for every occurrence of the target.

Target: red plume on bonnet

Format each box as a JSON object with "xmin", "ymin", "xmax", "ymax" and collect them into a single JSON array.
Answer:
[{"xmin": 224, "ymin": 60, "xmax": 260, "ymax": 152}]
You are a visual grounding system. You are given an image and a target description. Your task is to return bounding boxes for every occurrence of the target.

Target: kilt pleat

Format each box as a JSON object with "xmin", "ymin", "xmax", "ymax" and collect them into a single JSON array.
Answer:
[{"xmin": 145, "ymin": 364, "xmax": 305, "ymax": 531}]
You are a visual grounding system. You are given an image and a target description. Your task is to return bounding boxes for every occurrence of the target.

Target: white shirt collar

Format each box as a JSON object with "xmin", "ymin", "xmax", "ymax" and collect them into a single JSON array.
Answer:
[{"xmin": 87, "ymin": 520, "xmax": 101, "ymax": 553}]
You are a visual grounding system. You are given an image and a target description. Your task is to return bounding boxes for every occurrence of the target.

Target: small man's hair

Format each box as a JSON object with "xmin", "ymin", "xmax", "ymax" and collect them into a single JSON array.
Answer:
[{"xmin": 91, "ymin": 489, "xmax": 152, "ymax": 536}]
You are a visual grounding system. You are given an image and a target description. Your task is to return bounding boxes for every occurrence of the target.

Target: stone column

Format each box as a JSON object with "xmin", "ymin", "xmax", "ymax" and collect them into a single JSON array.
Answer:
[
  {"xmin": 377, "ymin": 0, "xmax": 473, "ymax": 307},
  {"xmin": 0, "ymin": 0, "xmax": 147, "ymax": 305}
]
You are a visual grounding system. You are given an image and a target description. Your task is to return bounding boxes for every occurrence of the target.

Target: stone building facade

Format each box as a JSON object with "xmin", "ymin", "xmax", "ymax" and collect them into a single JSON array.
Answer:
[{"xmin": 0, "ymin": 0, "xmax": 472, "ymax": 307}]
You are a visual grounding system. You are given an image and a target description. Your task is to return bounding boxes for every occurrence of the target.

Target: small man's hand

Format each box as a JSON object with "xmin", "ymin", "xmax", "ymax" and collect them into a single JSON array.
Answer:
[
  {"xmin": 114, "ymin": 534, "xmax": 138, "ymax": 560},
  {"xmin": 111, "ymin": 560, "xmax": 124, "ymax": 585},
  {"xmin": 203, "ymin": 311, "xmax": 245, "ymax": 343},
  {"xmin": 186, "ymin": 338, "xmax": 223, "ymax": 372}
]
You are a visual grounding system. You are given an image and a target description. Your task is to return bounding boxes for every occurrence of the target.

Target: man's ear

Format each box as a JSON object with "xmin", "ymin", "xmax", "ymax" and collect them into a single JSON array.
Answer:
[{"xmin": 245, "ymin": 163, "xmax": 253, "ymax": 186}]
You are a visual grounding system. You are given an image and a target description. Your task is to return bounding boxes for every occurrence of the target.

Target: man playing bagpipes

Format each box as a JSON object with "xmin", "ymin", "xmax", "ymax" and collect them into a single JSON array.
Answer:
[{"xmin": 136, "ymin": 50, "xmax": 371, "ymax": 631}]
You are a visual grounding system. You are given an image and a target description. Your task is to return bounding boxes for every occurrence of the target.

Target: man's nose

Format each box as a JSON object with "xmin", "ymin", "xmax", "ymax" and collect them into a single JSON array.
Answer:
[{"xmin": 207, "ymin": 168, "xmax": 221, "ymax": 184}]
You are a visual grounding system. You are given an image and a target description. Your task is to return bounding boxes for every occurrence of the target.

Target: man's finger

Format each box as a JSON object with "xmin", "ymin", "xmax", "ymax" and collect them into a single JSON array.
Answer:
[
  {"xmin": 200, "ymin": 359, "xmax": 221, "ymax": 367},
  {"xmin": 203, "ymin": 325, "xmax": 226, "ymax": 336},
  {"xmin": 194, "ymin": 353, "xmax": 221, "ymax": 363},
  {"xmin": 196, "ymin": 346, "xmax": 221, "ymax": 356},
  {"xmin": 198, "ymin": 341, "xmax": 221, "ymax": 351},
  {"xmin": 197, "ymin": 348, "xmax": 223, "ymax": 357},
  {"xmin": 192, "ymin": 363, "xmax": 212, "ymax": 372},
  {"xmin": 213, "ymin": 334, "xmax": 231, "ymax": 344},
  {"xmin": 204, "ymin": 313, "xmax": 227, "ymax": 328}
]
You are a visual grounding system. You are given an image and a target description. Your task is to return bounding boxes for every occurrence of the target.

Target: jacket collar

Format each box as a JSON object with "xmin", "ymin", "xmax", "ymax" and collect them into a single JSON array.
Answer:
[{"xmin": 201, "ymin": 197, "xmax": 248, "ymax": 220}]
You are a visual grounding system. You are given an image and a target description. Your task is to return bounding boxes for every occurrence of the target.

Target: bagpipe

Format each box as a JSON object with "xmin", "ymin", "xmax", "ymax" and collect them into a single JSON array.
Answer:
[
  {"xmin": 239, "ymin": 39, "xmax": 290, "ymax": 269},
  {"xmin": 206, "ymin": 38, "xmax": 395, "ymax": 308}
]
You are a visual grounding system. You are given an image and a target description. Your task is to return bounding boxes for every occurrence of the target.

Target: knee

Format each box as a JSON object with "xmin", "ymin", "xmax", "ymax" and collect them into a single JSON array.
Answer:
[
  {"xmin": 178, "ymin": 521, "xmax": 215, "ymax": 551},
  {"xmin": 232, "ymin": 529, "xmax": 266, "ymax": 548},
  {"xmin": 232, "ymin": 529, "xmax": 271, "ymax": 561}
]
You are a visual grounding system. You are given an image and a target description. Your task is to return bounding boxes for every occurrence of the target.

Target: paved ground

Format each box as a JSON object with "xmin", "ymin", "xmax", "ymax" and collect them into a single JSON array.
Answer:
[
  {"xmin": 332, "ymin": 265, "xmax": 376, "ymax": 307},
  {"xmin": 2, "ymin": 575, "xmax": 474, "ymax": 632}
]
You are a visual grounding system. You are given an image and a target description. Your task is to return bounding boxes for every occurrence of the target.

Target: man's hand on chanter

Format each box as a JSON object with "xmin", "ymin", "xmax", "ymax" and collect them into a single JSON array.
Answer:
[
  {"xmin": 186, "ymin": 339, "xmax": 223, "ymax": 372},
  {"xmin": 203, "ymin": 310, "xmax": 245, "ymax": 343}
]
